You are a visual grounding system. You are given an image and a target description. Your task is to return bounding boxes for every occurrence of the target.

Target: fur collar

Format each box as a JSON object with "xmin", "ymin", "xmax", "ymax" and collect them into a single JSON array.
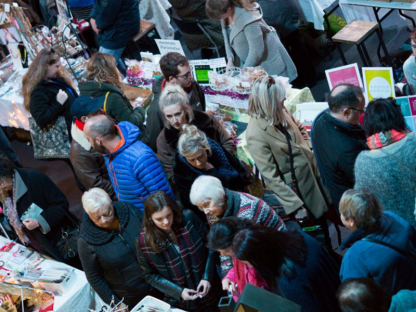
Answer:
[{"xmin": 71, "ymin": 122, "xmax": 92, "ymax": 151}]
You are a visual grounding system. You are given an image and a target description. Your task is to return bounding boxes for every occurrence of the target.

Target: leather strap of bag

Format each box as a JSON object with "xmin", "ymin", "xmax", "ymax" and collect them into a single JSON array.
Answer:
[
  {"xmin": 362, "ymin": 237, "xmax": 416, "ymax": 263},
  {"xmin": 103, "ymin": 91, "xmax": 110, "ymax": 114}
]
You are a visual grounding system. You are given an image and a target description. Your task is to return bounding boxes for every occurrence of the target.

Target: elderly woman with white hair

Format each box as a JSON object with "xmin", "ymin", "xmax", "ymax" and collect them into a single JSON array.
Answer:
[
  {"xmin": 190, "ymin": 175, "xmax": 286, "ymax": 275},
  {"xmin": 174, "ymin": 124, "xmax": 251, "ymax": 220},
  {"xmin": 77, "ymin": 188, "xmax": 154, "ymax": 309},
  {"xmin": 156, "ymin": 84, "xmax": 235, "ymax": 181}
]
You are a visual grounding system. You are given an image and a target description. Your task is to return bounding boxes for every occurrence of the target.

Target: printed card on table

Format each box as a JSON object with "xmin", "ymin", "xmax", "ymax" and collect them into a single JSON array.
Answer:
[
  {"xmin": 396, "ymin": 96, "xmax": 416, "ymax": 131},
  {"xmin": 325, "ymin": 64, "xmax": 363, "ymax": 90},
  {"xmin": 362, "ymin": 67, "xmax": 395, "ymax": 103}
]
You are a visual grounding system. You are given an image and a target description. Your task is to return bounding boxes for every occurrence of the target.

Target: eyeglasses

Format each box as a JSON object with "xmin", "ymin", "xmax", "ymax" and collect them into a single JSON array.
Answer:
[
  {"xmin": 346, "ymin": 107, "xmax": 366, "ymax": 113},
  {"xmin": 176, "ymin": 71, "xmax": 192, "ymax": 80}
]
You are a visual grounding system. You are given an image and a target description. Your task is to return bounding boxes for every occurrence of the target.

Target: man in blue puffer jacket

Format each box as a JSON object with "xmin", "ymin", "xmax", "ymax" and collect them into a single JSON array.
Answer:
[{"xmin": 84, "ymin": 115, "xmax": 174, "ymax": 210}]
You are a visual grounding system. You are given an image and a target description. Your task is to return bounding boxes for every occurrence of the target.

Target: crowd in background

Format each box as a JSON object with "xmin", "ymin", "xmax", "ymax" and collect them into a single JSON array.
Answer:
[{"xmin": 0, "ymin": 0, "xmax": 416, "ymax": 311}]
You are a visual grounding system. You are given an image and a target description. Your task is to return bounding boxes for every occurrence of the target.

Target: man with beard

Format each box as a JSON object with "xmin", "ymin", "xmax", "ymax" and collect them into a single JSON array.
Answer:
[
  {"xmin": 69, "ymin": 96, "xmax": 115, "ymax": 199},
  {"xmin": 84, "ymin": 115, "xmax": 174, "ymax": 210},
  {"xmin": 146, "ymin": 52, "xmax": 206, "ymax": 152}
]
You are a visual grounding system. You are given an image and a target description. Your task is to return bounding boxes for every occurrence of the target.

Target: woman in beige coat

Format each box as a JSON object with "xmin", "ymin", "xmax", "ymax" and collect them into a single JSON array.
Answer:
[{"xmin": 246, "ymin": 76, "xmax": 331, "ymax": 226}]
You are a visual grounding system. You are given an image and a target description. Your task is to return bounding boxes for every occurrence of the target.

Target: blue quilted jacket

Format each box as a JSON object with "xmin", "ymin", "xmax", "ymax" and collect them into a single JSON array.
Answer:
[{"xmin": 104, "ymin": 122, "xmax": 173, "ymax": 210}]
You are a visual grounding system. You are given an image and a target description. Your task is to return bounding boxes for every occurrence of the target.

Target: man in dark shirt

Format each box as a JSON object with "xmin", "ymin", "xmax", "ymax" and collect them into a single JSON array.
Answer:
[{"xmin": 311, "ymin": 84, "xmax": 368, "ymax": 213}]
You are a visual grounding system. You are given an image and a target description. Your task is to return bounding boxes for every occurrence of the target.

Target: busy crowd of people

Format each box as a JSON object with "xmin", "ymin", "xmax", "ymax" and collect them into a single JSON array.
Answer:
[{"xmin": 0, "ymin": 0, "xmax": 416, "ymax": 311}]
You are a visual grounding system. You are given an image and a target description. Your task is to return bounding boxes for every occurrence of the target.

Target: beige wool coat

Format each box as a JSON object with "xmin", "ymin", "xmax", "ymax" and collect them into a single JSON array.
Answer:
[{"xmin": 246, "ymin": 110, "xmax": 331, "ymax": 219}]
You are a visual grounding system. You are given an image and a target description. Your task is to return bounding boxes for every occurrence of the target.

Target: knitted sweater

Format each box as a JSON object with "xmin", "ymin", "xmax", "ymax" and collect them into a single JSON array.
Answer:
[{"xmin": 354, "ymin": 133, "xmax": 416, "ymax": 228}]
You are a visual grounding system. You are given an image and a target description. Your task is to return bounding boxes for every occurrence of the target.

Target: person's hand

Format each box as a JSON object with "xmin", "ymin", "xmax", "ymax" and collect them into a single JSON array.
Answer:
[
  {"xmin": 222, "ymin": 278, "xmax": 236, "ymax": 293},
  {"xmin": 295, "ymin": 207, "xmax": 308, "ymax": 221},
  {"xmin": 181, "ymin": 288, "xmax": 198, "ymax": 301},
  {"xmin": 116, "ymin": 302, "xmax": 129, "ymax": 311},
  {"xmin": 22, "ymin": 218, "xmax": 40, "ymax": 230},
  {"xmin": 203, "ymin": 162, "xmax": 214, "ymax": 171},
  {"xmin": 56, "ymin": 89, "xmax": 68, "ymax": 105},
  {"xmin": 197, "ymin": 280, "xmax": 211, "ymax": 297},
  {"xmin": 90, "ymin": 18, "xmax": 100, "ymax": 34}
]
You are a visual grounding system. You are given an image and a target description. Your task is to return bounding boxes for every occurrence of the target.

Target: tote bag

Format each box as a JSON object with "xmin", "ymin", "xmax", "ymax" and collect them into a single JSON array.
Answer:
[{"xmin": 28, "ymin": 116, "xmax": 71, "ymax": 159}]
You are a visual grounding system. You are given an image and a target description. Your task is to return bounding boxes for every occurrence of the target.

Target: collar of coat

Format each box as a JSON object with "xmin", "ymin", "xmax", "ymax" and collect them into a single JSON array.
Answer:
[
  {"xmin": 13, "ymin": 170, "xmax": 27, "ymax": 203},
  {"xmin": 164, "ymin": 110, "xmax": 214, "ymax": 146},
  {"xmin": 321, "ymin": 109, "xmax": 367, "ymax": 137},
  {"xmin": 223, "ymin": 189, "xmax": 242, "ymax": 217},
  {"xmin": 71, "ymin": 122, "xmax": 92, "ymax": 151},
  {"xmin": 79, "ymin": 201, "xmax": 131, "ymax": 245}
]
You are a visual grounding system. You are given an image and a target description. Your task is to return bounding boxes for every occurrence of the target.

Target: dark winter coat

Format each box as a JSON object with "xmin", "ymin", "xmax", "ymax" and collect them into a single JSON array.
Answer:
[
  {"xmin": 2, "ymin": 168, "xmax": 72, "ymax": 261},
  {"xmin": 157, "ymin": 110, "xmax": 235, "ymax": 180},
  {"xmin": 146, "ymin": 77, "xmax": 206, "ymax": 152},
  {"xmin": 311, "ymin": 109, "xmax": 368, "ymax": 211},
  {"xmin": 173, "ymin": 138, "xmax": 249, "ymax": 218},
  {"xmin": 90, "ymin": 0, "xmax": 140, "ymax": 50},
  {"xmin": 104, "ymin": 122, "xmax": 174, "ymax": 210},
  {"xmin": 69, "ymin": 122, "xmax": 115, "ymax": 199},
  {"xmin": 78, "ymin": 201, "xmax": 150, "ymax": 307},
  {"xmin": 79, "ymin": 81, "xmax": 146, "ymax": 140},
  {"xmin": 136, "ymin": 210, "xmax": 220, "ymax": 311},
  {"xmin": 275, "ymin": 231, "xmax": 341, "ymax": 312},
  {"xmin": 340, "ymin": 212, "xmax": 416, "ymax": 295},
  {"xmin": 29, "ymin": 77, "xmax": 78, "ymax": 137}
]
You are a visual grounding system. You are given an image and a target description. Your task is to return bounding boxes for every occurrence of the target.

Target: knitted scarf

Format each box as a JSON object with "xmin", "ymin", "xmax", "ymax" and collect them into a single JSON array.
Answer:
[
  {"xmin": 367, "ymin": 130, "xmax": 407, "ymax": 149},
  {"xmin": 4, "ymin": 178, "xmax": 29, "ymax": 245},
  {"xmin": 179, "ymin": 138, "xmax": 238, "ymax": 178}
]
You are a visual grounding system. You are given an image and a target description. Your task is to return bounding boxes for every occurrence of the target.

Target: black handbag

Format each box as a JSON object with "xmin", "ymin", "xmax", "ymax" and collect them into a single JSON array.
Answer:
[{"xmin": 56, "ymin": 209, "xmax": 80, "ymax": 261}]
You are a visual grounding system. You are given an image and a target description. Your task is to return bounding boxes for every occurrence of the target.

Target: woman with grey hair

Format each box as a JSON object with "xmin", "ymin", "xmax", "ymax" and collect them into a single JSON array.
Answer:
[
  {"xmin": 246, "ymin": 76, "xmax": 331, "ymax": 224},
  {"xmin": 174, "ymin": 124, "xmax": 250, "ymax": 220},
  {"xmin": 190, "ymin": 175, "xmax": 285, "ymax": 275},
  {"xmin": 157, "ymin": 84, "xmax": 235, "ymax": 181},
  {"xmin": 78, "ymin": 188, "xmax": 155, "ymax": 309}
]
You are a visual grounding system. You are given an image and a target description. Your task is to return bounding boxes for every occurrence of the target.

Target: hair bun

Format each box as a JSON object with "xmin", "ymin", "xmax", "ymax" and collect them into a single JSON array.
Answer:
[{"xmin": 181, "ymin": 124, "xmax": 199, "ymax": 136}]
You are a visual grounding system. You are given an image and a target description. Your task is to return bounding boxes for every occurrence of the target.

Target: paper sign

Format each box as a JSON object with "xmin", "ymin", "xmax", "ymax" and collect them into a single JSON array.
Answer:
[
  {"xmin": 4, "ymin": 4, "xmax": 10, "ymax": 12},
  {"xmin": 189, "ymin": 58, "xmax": 227, "ymax": 85},
  {"xmin": 155, "ymin": 39, "xmax": 185, "ymax": 56},
  {"xmin": 362, "ymin": 67, "xmax": 395, "ymax": 103},
  {"xmin": 393, "ymin": 96, "xmax": 416, "ymax": 131},
  {"xmin": 325, "ymin": 63, "xmax": 363, "ymax": 90},
  {"xmin": 294, "ymin": 102, "xmax": 328, "ymax": 126}
]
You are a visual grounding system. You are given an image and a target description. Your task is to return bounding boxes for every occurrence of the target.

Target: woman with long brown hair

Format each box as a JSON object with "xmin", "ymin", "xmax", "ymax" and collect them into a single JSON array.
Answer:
[
  {"xmin": 136, "ymin": 191, "xmax": 220, "ymax": 311},
  {"xmin": 79, "ymin": 53, "xmax": 146, "ymax": 138},
  {"xmin": 22, "ymin": 48, "xmax": 77, "ymax": 135}
]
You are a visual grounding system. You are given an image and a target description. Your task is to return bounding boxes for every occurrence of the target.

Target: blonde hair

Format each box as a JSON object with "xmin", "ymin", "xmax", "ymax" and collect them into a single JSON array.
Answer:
[
  {"xmin": 22, "ymin": 48, "xmax": 74, "ymax": 111},
  {"xmin": 248, "ymin": 76, "xmax": 288, "ymax": 127},
  {"xmin": 87, "ymin": 52, "xmax": 124, "ymax": 90},
  {"xmin": 82, "ymin": 188, "xmax": 113, "ymax": 215},
  {"xmin": 190, "ymin": 175, "xmax": 225, "ymax": 207},
  {"xmin": 178, "ymin": 124, "xmax": 211, "ymax": 158},
  {"xmin": 339, "ymin": 189, "xmax": 383, "ymax": 230},
  {"xmin": 159, "ymin": 84, "xmax": 194, "ymax": 129}
]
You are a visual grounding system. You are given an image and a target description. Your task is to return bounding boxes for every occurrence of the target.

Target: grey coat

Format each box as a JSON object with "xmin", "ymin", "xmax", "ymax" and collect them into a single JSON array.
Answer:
[{"xmin": 221, "ymin": 3, "xmax": 297, "ymax": 81}]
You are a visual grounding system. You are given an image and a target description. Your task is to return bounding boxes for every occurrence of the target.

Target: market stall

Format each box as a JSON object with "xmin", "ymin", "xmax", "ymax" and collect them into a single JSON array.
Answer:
[{"xmin": 0, "ymin": 235, "xmax": 101, "ymax": 311}]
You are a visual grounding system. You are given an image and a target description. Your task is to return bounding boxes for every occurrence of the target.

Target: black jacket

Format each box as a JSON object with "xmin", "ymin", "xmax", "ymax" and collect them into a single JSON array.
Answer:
[
  {"xmin": 79, "ymin": 81, "xmax": 146, "ymax": 140},
  {"xmin": 311, "ymin": 109, "xmax": 368, "ymax": 211},
  {"xmin": 29, "ymin": 78, "xmax": 78, "ymax": 137},
  {"xmin": 173, "ymin": 142, "xmax": 250, "ymax": 220},
  {"xmin": 146, "ymin": 77, "xmax": 206, "ymax": 152},
  {"xmin": 78, "ymin": 202, "xmax": 150, "ymax": 307},
  {"xmin": 2, "ymin": 168, "xmax": 72, "ymax": 261},
  {"xmin": 90, "ymin": 0, "xmax": 140, "ymax": 50}
]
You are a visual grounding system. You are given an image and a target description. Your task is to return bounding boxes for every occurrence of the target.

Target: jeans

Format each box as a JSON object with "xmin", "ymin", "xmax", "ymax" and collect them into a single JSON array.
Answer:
[{"xmin": 99, "ymin": 46, "xmax": 127, "ymax": 76}]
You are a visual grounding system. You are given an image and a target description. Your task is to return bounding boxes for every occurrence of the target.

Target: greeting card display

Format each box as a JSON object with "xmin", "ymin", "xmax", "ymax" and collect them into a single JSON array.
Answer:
[
  {"xmin": 362, "ymin": 67, "xmax": 395, "ymax": 103},
  {"xmin": 325, "ymin": 63, "xmax": 363, "ymax": 90}
]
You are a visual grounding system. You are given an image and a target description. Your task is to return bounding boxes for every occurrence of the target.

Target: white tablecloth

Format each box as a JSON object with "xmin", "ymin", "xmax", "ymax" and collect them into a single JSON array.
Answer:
[
  {"xmin": 139, "ymin": 0, "xmax": 175, "ymax": 39},
  {"xmin": 0, "ymin": 69, "xmax": 29, "ymax": 130},
  {"xmin": 296, "ymin": 0, "xmax": 338, "ymax": 30},
  {"xmin": 0, "ymin": 235, "xmax": 102, "ymax": 312},
  {"xmin": 339, "ymin": 0, "xmax": 416, "ymax": 26}
]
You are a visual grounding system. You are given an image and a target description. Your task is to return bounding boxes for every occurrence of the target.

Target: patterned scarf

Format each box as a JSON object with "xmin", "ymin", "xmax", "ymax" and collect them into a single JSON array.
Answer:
[
  {"xmin": 3, "ymin": 178, "xmax": 29, "ymax": 245},
  {"xmin": 366, "ymin": 130, "xmax": 407, "ymax": 149}
]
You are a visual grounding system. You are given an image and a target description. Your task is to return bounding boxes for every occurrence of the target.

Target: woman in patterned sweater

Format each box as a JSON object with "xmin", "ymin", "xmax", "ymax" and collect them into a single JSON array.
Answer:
[{"xmin": 190, "ymin": 175, "xmax": 286, "ymax": 276}]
